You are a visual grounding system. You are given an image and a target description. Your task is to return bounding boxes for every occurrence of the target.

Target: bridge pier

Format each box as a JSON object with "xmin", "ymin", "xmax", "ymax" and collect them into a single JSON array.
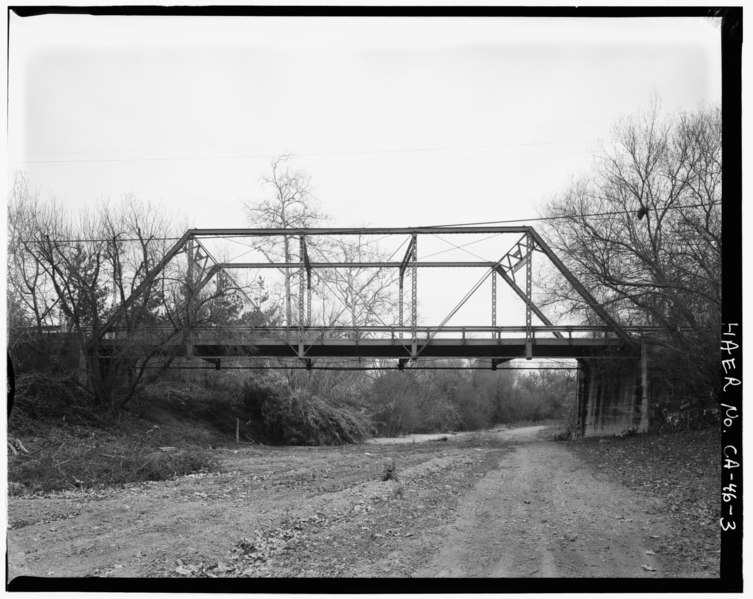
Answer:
[{"xmin": 574, "ymin": 344, "xmax": 649, "ymax": 438}]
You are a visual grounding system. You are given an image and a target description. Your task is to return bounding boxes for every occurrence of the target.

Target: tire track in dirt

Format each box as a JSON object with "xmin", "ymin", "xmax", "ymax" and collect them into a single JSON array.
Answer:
[{"xmin": 416, "ymin": 431, "xmax": 678, "ymax": 578}]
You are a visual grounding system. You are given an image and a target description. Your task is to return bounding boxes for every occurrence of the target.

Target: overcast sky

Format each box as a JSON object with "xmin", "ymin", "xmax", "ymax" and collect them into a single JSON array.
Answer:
[
  {"xmin": 9, "ymin": 14, "xmax": 721, "ymax": 224},
  {"xmin": 7, "ymin": 12, "xmax": 722, "ymax": 328}
]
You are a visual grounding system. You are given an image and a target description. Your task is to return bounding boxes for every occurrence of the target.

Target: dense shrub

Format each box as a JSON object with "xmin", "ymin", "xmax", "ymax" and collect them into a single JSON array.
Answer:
[
  {"xmin": 261, "ymin": 388, "xmax": 371, "ymax": 445},
  {"xmin": 12, "ymin": 373, "xmax": 93, "ymax": 420},
  {"xmin": 236, "ymin": 374, "xmax": 372, "ymax": 445}
]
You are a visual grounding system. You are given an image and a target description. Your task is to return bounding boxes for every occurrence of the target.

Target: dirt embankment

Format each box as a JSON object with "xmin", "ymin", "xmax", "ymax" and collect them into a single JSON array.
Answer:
[{"xmin": 7, "ymin": 426, "xmax": 717, "ymax": 584}]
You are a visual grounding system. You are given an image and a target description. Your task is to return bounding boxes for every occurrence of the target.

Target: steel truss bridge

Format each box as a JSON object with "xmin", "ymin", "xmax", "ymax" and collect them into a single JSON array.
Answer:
[{"xmin": 98, "ymin": 226, "xmax": 642, "ymax": 370}]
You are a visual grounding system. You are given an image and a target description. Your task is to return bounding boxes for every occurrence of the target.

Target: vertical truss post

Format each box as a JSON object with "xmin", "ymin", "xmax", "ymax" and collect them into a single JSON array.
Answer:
[
  {"xmin": 298, "ymin": 237, "xmax": 305, "ymax": 329},
  {"xmin": 300, "ymin": 236, "xmax": 312, "ymax": 327},
  {"xmin": 525, "ymin": 232, "xmax": 533, "ymax": 360},
  {"xmin": 186, "ymin": 236, "xmax": 195, "ymax": 294},
  {"xmin": 399, "ymin": 277, "xmax": 404, "ymax": 339},
  {"xmin": 491, "ymin": 272, "xmax": 497, "ymax": 339},
  {"xmin": 399, "ymin": 235, "xmax": 416, "ymax": 343},
  {"xmin": 298, "ymin": 236, "xmax": 308, "ymax": 358},
  {"xmin": 410, "ymin": 234, "xmax": 418, "ymax": 358},
  {"xmin": 185, "ymin": 236, "xmax": 196, "ymax": 358},
  {"xmin": 307, "ymin": 272, "xmax": 312, "ymax": 327}
]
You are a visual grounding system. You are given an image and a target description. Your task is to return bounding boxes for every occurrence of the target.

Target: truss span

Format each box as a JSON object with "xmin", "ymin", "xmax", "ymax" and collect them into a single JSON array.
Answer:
[{"xmin": 94, "ymin": 226, "xmax": 643, "ymax": 368}]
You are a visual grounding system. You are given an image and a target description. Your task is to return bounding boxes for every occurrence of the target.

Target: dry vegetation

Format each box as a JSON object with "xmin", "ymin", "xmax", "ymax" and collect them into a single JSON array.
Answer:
[{"xmin": 8, "ymin": 377, "xmax": 223, "ymax": 495}]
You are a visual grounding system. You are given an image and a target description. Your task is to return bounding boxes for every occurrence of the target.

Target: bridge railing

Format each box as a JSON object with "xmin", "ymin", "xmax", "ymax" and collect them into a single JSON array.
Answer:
[{"xmin": 87, "ymin": 324, "xmax": 656, "ymax": 345}]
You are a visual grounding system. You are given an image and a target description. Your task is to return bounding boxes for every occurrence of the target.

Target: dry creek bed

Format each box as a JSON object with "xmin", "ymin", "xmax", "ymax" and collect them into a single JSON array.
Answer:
[{"xmin": 7, "ymin": 426, "xmax": 719, "ymax": 586}]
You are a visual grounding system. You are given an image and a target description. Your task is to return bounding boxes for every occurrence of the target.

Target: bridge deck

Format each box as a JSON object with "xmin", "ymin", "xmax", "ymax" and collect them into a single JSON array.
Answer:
[
  {"xmin": 99, "ymin": 326, "xmax": 640, "ymax": 360},
  {"xmin": 191, "ymin": 338, "xmax": 630, "ymax": 359}
]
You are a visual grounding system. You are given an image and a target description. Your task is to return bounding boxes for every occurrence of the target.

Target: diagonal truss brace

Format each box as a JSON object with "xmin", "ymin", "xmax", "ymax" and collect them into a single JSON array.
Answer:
[
  {"xmin": 528, "ymin": 229, "xmax": 637, "ymax": 350},
  {"xmin": 497, "ymin": 235, "xmax": 529, "ymax": 280},
  {"xmin": 94, "ymin": 230, "xmax": 194, "ymax": 345},
  {"xmin": 492, "ymin": 234, "xmax": 563, "ymax": 341},
  {"xmin": 190, "ymin": 239, "xmax": 253, "ymax": 305},
  {"xmin": 95, "ymin": 231, "xmax": 253, "ymax": 347},
  {"xmin": 493, "ymin": 265, "xmax": 564, "ymax": 339}
]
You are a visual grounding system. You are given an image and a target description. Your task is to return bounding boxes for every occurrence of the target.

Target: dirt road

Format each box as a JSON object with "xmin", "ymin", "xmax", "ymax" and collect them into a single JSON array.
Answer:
[{"xmin": 7, "ymin": 426, "xmax": 709, "ymax": 582}]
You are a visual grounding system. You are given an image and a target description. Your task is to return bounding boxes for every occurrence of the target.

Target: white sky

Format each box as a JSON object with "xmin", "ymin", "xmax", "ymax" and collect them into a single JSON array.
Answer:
[{"xmin": 6, "ymin": 12, "xmax": 723, "ymax": 327}]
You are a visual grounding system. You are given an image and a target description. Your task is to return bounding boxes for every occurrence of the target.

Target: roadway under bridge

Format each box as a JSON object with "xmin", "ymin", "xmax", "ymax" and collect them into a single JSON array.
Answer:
[{"xmin": 92, "ymin": 226, "xmax": 655, "ymax": 437}]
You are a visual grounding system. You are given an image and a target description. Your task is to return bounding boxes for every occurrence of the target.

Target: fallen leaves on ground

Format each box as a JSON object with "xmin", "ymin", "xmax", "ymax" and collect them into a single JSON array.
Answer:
[{"xmin": 568, "ymin": 428, "xmax": 720, "ymax": 576}]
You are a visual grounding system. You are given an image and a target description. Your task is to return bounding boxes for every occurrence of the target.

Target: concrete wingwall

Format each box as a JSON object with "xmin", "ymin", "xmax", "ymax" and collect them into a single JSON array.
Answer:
[{"xmin": 574, "ymin": 348, "xmax": 649, "ymax": 438}]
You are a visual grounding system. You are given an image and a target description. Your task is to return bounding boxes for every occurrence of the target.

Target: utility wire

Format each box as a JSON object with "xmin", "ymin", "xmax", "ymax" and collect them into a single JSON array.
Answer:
[
  {"xmin": 427, "ymin": 201, "xmax": 722, "ymax": 228},
  {"xmin": 21, "ymin": 117, "xmax": 613, "ymax": 159},
  {"xmin": 429, "ymin": 232, "xmax": 493, "ymax": 263},
  {"xmin": 419, "ymin": 232, "xmax": 501, "ymax": 260},
  {"xmin": 18, "ymin": 139, "xmax": 590, "ymax": 165},
  {"xmin": 20, "ymin": 201, "xmax": 720, "ymax": 245}
]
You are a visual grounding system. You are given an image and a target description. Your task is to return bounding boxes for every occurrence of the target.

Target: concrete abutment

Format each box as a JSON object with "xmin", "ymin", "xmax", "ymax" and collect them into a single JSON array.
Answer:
[{"xmin": 574, "ymin": 343, "xmax": 649, "ymax": 438}]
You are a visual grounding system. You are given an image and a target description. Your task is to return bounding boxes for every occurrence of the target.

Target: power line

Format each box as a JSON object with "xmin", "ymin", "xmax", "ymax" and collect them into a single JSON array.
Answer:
[
  {"xmin": 18, "ymin": 201, "xmax": 720, "ymax": 245},
  {"xmin": 20, "ymin": 117, "xmax": 614, "ymax": 159},
  {"xmin": 428, "ymin": 232, "xmax": 494, "ymax": 263},
  {"xmin": 427, "ymin": 201, "xmax": 722, "ymax": 228},
  {"xmin": 419, "ymin": 232, "xmax": 501, "ymax": 261},
  {"xmin": 18, "ymin": 139, "xmax": 590, "ymax": 165}
]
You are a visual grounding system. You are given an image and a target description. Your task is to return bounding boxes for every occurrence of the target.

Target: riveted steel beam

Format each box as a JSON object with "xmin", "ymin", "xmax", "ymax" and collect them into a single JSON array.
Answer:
[
  {"xmin": 525, "ymin": 233, "xmax": 533, "ymax": 359},
  {"xmin": 491, "ymin": 273, "xmax": 497, "ymax": 338},
  {"xmin": 188, "ymin": 226, "xmax": 534, "ymax": 237},
  {"xmin": 410, "ymin": 234, "xmax": 418, "ymax": 358},
  {"xmin": 223, "ymin": 261, "xmax": 512, "ymax": 269},
  {"xmin": 301, "ymin": 236, "xmax": 312, "ymax": 325}
]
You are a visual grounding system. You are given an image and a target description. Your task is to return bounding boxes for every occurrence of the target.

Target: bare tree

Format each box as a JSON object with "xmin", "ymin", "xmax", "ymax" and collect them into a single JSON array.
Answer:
[
  {"xmin": 7, "ymin": 174, "xmax": 60, "ymax": 345},
  {"xmin": 314, "ymin": 235, "xmax": 398, "ymax": 334},
  {"xmin": 242, "ymin": 156, "xmax": 401, "ymax": 423},
  {"xmin": 541, "ymin": 101, "xmax": 721, "ymax": 403},
  {"xmin": 244, "ymin": 155, "xmax": 402, "ymax": 334},
  {"xmin": 244, "ymin": 154, "xmax": 327, "ymax": 327},
  {"xmin": 7, "ymin": 178, "xmax": 250, "ymax": 408}
]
